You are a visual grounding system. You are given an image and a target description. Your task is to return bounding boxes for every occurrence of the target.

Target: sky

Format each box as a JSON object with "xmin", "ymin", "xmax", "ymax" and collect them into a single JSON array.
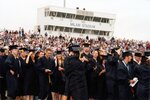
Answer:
[{"xmin": 0, "ymin": 0, "xmax": 150, "ymax": 41}]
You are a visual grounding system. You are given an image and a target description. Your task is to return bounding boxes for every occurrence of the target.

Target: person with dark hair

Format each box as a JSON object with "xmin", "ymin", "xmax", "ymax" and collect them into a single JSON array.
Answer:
[
  {"xmin": 34, "ymin": 50, "xmax": 44, "ymax": 100},
  {"xmin": 18, "ymin": 48, "xmax": 28, "ymax": 99},
  {"xmin": 130, "ymin": 52, "xmax": 142, "ymax": 100},
  {"xmin": 105, "ymin": 48, "xmax": 121, "ymax": 100},
  {"xmin": 0, "ymin": 48, "xmax": 7, "ymax": 100},
  {"xmin": 36, "ymin": 48, "xmax": 55, "ymax": 100},
  {"xmin": 98, "ymin": 50, "xmax": 108, "ymax": 100},
  {"xmin": 134, "ymin": 52, "xmax": 150, "ymax": 100},
  {"xmin": 80, "ymin": 42, "xmax": 93, "ymax": 99},
  {"xmin": 87, "ymin": 50, "xmax": 100, "ymax": 100},
  {"xmin": 63, "ymin": 44, "xmax": 76, "ymax": 100},
  {"xmin": 5, "ymin": 45, "xmax": 20, "ymax": 99},
  {"xmin": 117, "ymin": 51, "xmax": 135, "ymax": 100},
  {"xmin": 64, "ymin": 45, "xmax": 88, "ymax": 100}
]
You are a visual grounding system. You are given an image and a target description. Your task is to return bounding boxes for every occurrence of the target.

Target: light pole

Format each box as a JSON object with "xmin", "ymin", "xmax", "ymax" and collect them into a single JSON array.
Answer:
[{"xmin": 64, "ymin": 0, "xmax": 66, "ymax": 8}]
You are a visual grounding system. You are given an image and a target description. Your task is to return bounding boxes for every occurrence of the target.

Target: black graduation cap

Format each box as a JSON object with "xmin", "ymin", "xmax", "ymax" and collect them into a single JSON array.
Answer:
[
  {"xmin": 56, "ymin": 50, "xmax": 62, "ymax": 54},
  {"xmin": 144, "ymin": 51, "xmax": 150, "ymax": 57},
  {"xmin": 82, "ymin": 42, "xmax": 90, "ymax": 47},
  {"xmin": 68, "ymin": 45, "xmax": 81, "ymax": 52},
  {"xmin": 134, "ymin": 52, "xmax": 142, "ymax": 57},
  {"xmin": 29, "ymin": 49, "xmax": 36, "ymax": 52},
  {"xmin": 72, "ymin": 47, "xmax": 81, "ymax": 52},
  {"xmin": 111, "ymin": 47, "xmax": 120, "ymax": 54},
  {"xmin": 19, "ymin": 48, "xmax": 28, "ymax": 52},
  {"xmin": 0, "ymin": 48, "xmax": 5, "ymax": 52},
  {"xmin": 127, "ymin": 50, "xmax": 134, "ymax": 54},
  {"xmin": 9, "ymin": 45, "xmax": 18, "ymax": 51},
  {"xmin": 122, "ymin": 51, "xmax": 133, "ymax": 58}
]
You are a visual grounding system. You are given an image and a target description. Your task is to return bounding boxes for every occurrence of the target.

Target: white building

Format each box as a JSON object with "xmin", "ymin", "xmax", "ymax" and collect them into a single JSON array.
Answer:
[{"xmin": 37, "ymin": 6, "xmax": 116, "ymax": 39}]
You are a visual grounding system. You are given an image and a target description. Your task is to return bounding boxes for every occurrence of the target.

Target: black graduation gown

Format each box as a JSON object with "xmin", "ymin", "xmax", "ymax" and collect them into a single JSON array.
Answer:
[
  {"xmin": 18, "ymin": 57, "xmax": 26, "ymax": 96},
  {"xmin": 117, "ymin": 61, "xmax": 133, "ymax": 100},
  {"xmin": 24, "ymin": 57, "xmax": 37, "ymax": 95},
  {"xmin": 64, "ymin": 56, "xmax": 88, "ymax": 100},
  {"xmin": 64, "ymin": 56, "xmax": 71, "ymax": 97},
  {"xmin": 134, "ymin": 64, "xmax": 150, "ymax": 100},
  {"xmin": 0, "ymin": 55, "xmax": 7, "ymax": 99},
  {"xmin": 80, "ymin": 53, "xmax": 93, "ymax": 72},
  {"xmin": 5, "ymin": 54, "xmax": 20, "ymax": 98},
  {"xmin": 105, "ymin": 53, "xmax": 119, "ymax": 100},
  {"xmin": 51, "ymin": 60, "xmax": 65, "ymax": 94},
  {"xmin": 36, "ymin": 56, "xmax": 55, "ymax": 99},
  {"xmin": 87, "ymin": 58, "xmax": 100, "ymax": 99},
  {"xmin": 80, "ymin": 53, "xmax": 92, "ymax": 98},
  {"xmin": 98, "ymin": 63, "xmax": 107, "ymax": 100},
  {"xmin": 130, "ymin": 60, "xmax": 140, "ymax": 100}
]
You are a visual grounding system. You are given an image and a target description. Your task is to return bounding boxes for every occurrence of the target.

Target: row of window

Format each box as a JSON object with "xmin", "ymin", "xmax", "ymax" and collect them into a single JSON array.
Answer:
[
  {"xmin": 44, "ymin": 25, "xmax": 110, "ymax": 36},
  {"xmin": 44, "ymin": 11, "xmax": 111, "ymax": 23}
]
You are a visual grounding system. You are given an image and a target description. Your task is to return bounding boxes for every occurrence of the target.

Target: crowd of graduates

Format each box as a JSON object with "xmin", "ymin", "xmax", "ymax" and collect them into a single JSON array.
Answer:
[{"xmin": 0, "ymin": 30, "xmax": 150, "ymax": 100}]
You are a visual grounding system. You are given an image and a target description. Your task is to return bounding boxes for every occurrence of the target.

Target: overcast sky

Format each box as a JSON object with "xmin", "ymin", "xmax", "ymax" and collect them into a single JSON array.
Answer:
[{"xmin": 0, "ymin": 0, "xmax": 150, "ymax": 41}]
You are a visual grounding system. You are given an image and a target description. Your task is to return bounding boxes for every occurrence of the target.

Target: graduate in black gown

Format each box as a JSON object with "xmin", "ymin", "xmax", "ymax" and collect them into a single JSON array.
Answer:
[
  {"xmin": 18, "ymin": 48, "xmax": 28, "ymax": 99},
  {"xmin": 64, "ymin": 44, "xmax": 88, "ymax": 100},
  {"xmin": 52, "ymin": 50, "xmax": 65, "ymax": 100},
  {"xmin": 5, "ymin": 45, "xmax": 20, "ymax": 99},
  {"xmin": 80, "ymin": 42, "xmax": 92, "ymax": 99},
  {"xmin": 0, "ymin": 48, "xmax": 7, "ymax": 100},
  {"xmin": 36, "ymin": 48, "xmax": 55, "ymax": 100},
  {"xmin": 24, "ymin": 49, "xmax": 37, "ymax": 100},
  {"xmin": 130, "ymin": 52, "xmax": 142, "ymax": 100},
  {"xmin": 63, "ymin": 44, "xmax": 77, "ymax": 100},
  {"xmin": 87, "ymin": 49, "xmax": 100, "ymax": 100},
  {"xmin": 117, "ymin": 51, "xmax": 135, "ymax": 100},
  {"xmin": 34, "ymin": 49, "xmax": 44, "ymax": 100},
  {"xmin": 134, "ymin": 52, "xmax": 150, "ymax": 100},
  {"xmin": 98, "ymin": 50, "xmax": 108, "ymax": 100},
  {"xmin": 105, "ymin": 47, "xmax": 121, "ymax": 100}
]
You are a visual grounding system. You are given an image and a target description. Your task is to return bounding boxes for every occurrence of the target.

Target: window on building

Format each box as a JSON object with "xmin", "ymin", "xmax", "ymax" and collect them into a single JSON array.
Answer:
[
  {"xmin": 66, "ymin": 13, "xmax": 75, "ymax": 19},
  {"xmin": 74, "ymin": 28, "xmax": 82, "ymax": 33},
  {"xmin": 76, "ymin": 15, "xmax": 84, "ymax": 20},
  {"xmin": 101, "ymin": 18, "xmax": 109, "ymax": 23},
  {"xmin": 93, "ymin": 17, "xmax": 101, "ymax": 22},
  {"xmin": 84, "ymin": 16, "xmax": 93, "ymax": 21}
]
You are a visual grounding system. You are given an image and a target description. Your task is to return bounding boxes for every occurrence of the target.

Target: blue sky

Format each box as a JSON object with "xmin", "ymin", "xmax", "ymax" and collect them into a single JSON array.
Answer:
[{"xmin": 0, "ymin": 0, "xmax": 150, "ymax": 41}]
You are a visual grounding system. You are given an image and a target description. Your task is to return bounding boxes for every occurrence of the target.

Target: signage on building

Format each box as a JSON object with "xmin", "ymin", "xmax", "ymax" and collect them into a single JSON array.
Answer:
[{"xmin": 70, "ymin": 22, "xmax": 95, "ymax": 29}]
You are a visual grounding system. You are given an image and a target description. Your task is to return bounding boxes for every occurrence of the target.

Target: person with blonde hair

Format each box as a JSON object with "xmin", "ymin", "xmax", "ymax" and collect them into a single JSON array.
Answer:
[
  {"xmin": 24, "ymin": 49, "xmax": 37, "ymax": 100},
  {"xmin": 51, "ymin": 50, "xmax": 66, "ymax": 100}
]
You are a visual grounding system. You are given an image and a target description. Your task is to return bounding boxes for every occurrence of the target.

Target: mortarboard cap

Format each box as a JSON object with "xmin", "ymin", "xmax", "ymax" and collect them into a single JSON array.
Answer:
[
  {"xmin": 144, "ymin": 51, "xmax": 150, "ymax": 57},
  {"xmin": 9, "ymin": 45, "xmax": 18, "ymax": 51},
  {"xmin": 122, "ymin": 51, "xmax": 133, "ymax": 58},
  {"xmin": 134, "ymin": 52, "xmax": 142, "ymax": 57},
  {"xmin": 111, "ymin": 47, "xmax": 120, "ymax": 54},
  {"xmin": 68, "ymin": 44, "xmax": 79, "ymax": 52},
  {"xmin": 0, "ymin": 48, "xmax": 5, "ymax": 52},
  {"xmin": 68, "ymin": 45, "xmax": 81, "ymax": 52},
  {"xmin": 56, "ymin": 50, "xmax": 62, "ymax": 54},
  {"xmin": 29, "ymin": 49, "xmax": 36, "ymax": 52},
  {"xmin": 19, "ymin": 48, "xmax": 28, "ymax": 52},
  {"xmin": 82, "ymin": 42, "xmax": 90, "ymax": 47}
]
